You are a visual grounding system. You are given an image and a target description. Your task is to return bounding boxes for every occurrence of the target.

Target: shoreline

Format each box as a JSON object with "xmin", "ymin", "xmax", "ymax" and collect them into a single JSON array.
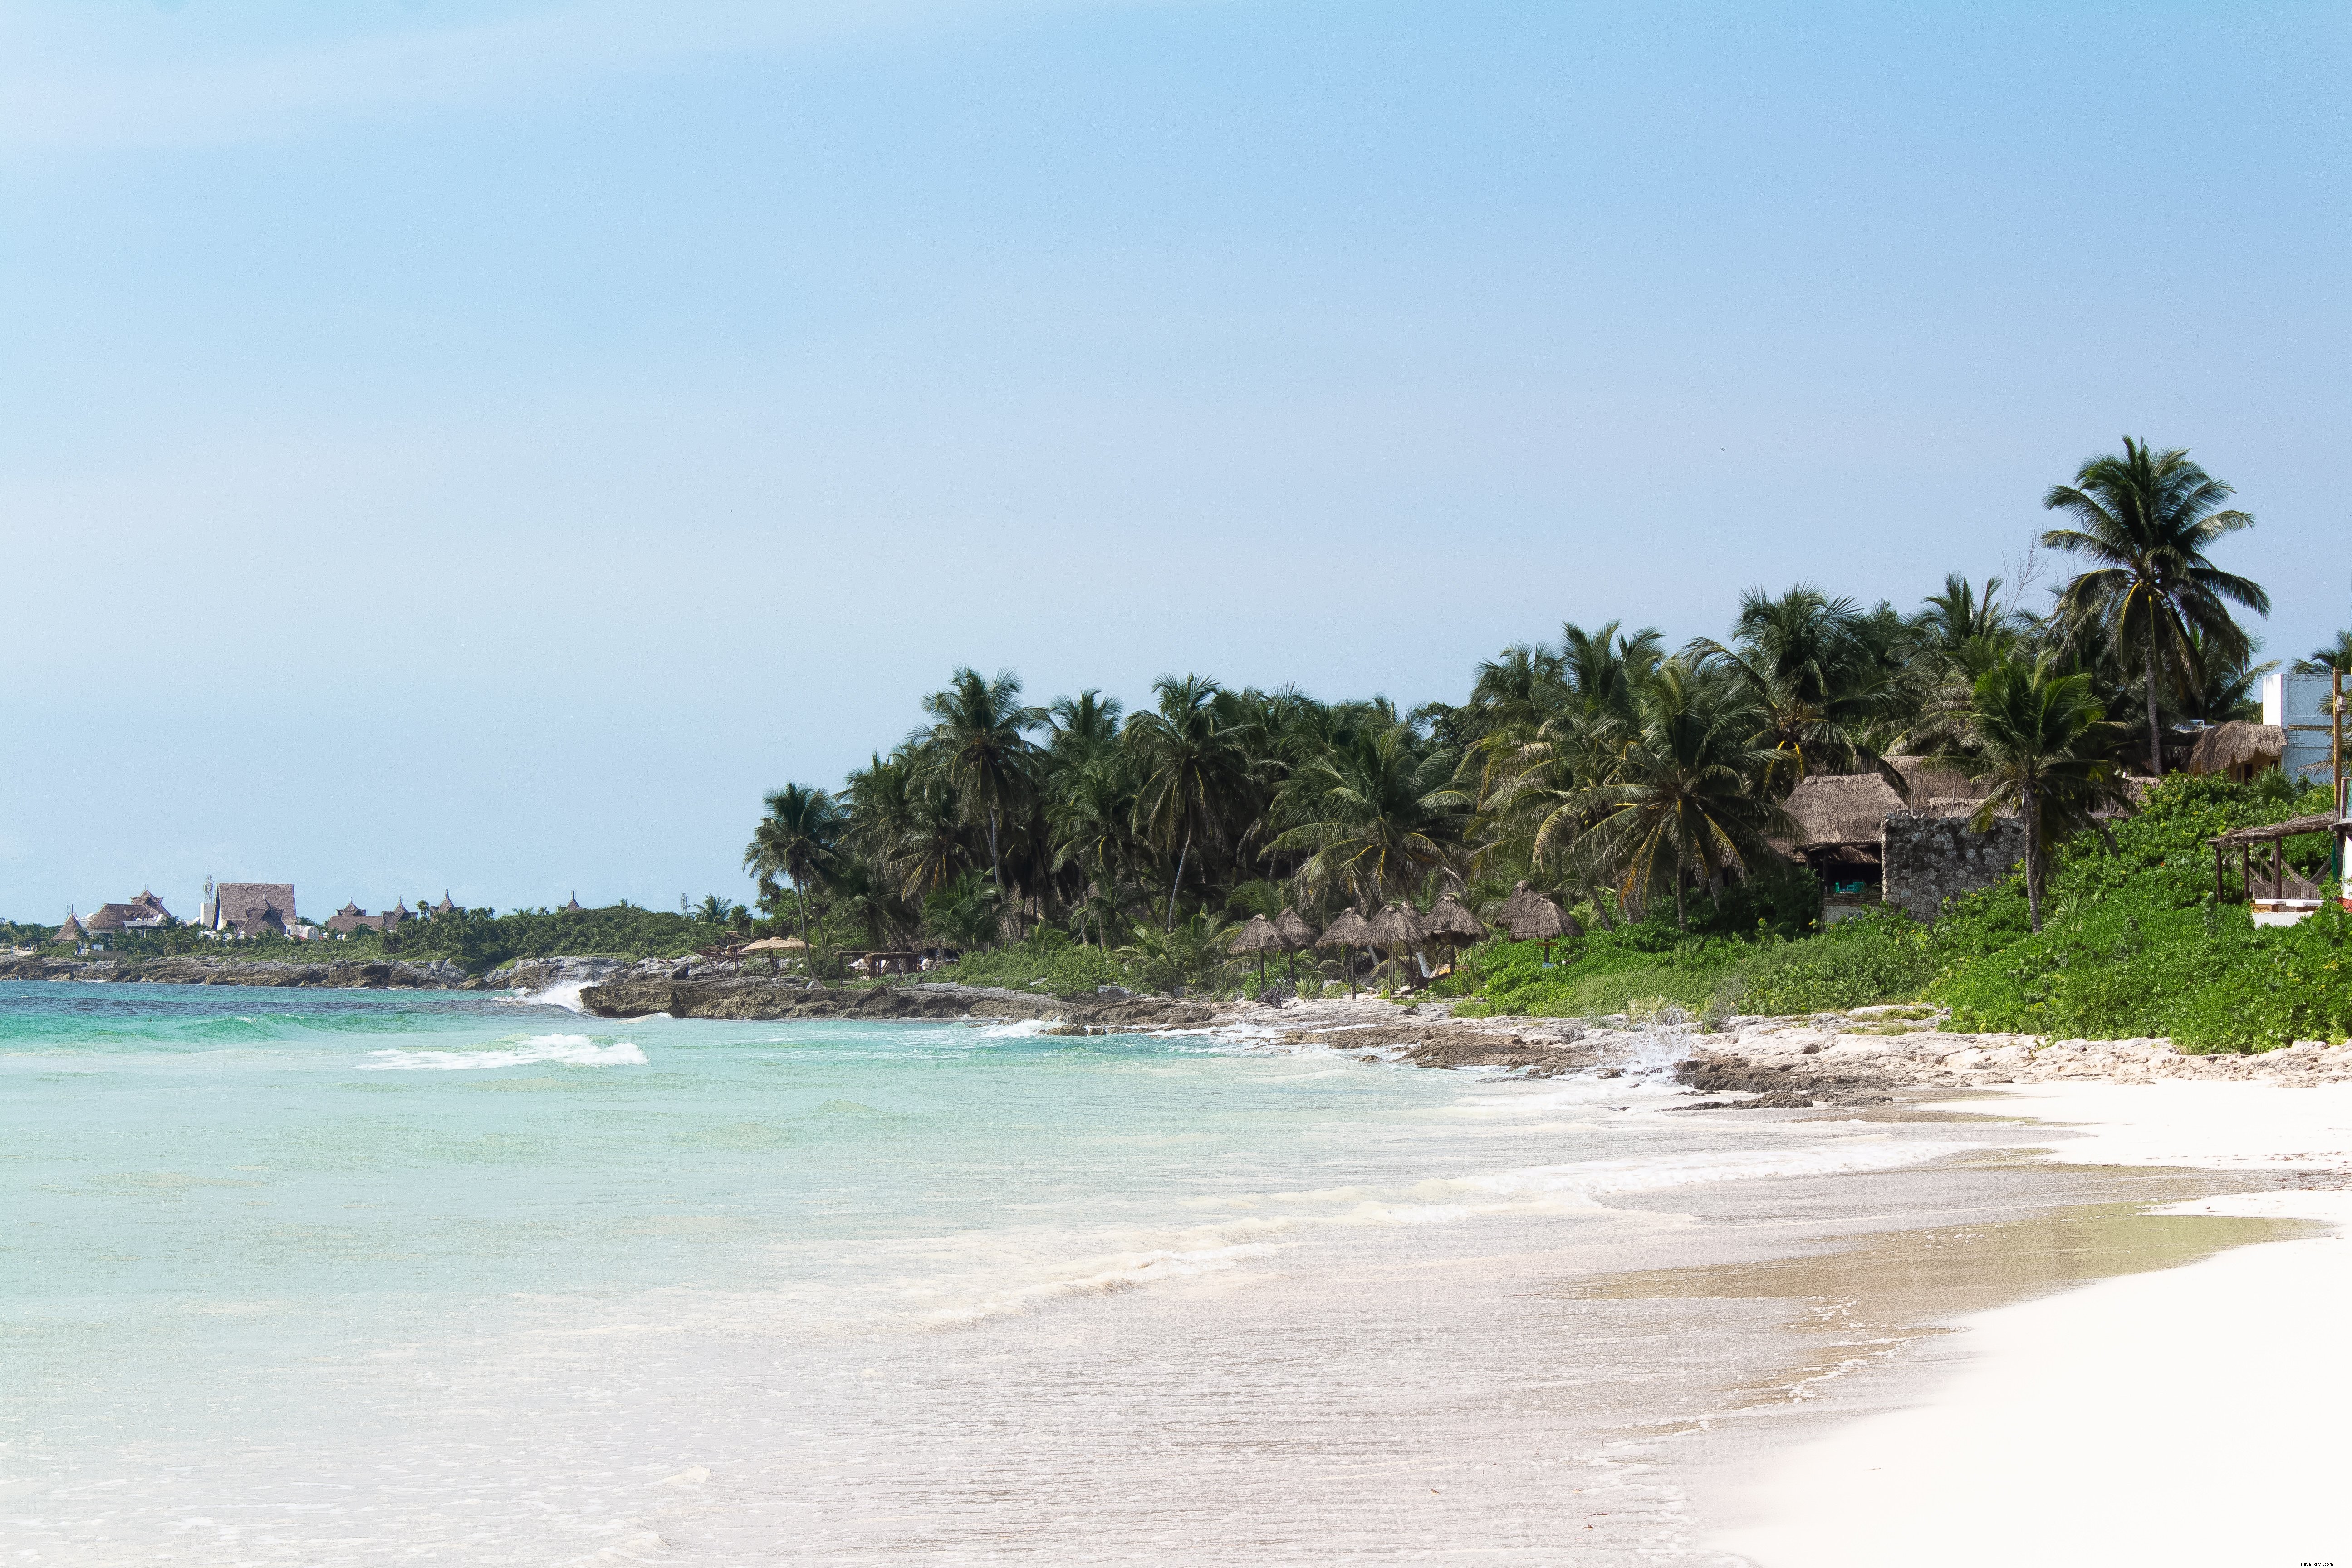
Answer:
[
  {"xmin": 11, "ymin": 954, "xmax": 2352, "ymax": 1097},
  {"xmin": 1675, "ymin": 1079, "xmax": 2352, "ymax": 1566}
]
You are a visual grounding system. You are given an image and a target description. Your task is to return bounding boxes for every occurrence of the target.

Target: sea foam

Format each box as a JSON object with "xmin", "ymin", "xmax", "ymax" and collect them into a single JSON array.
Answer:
[{"xmin": 360, "ymin": 1033, "xmax": 647, "ymax": 1071}]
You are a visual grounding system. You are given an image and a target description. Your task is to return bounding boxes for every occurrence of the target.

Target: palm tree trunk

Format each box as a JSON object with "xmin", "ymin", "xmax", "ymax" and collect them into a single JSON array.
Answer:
[
  {"xmin": 794, "ymin": 874, "xmax": 809, "ymax": 958},
  {"xmin": 2022, "ymin": 778, "xmax": 2042, "ymax": 933},
  {"xmin": 2144, "ymin": 644, "xmax": 2164, "ymax": 779},
  {"xmin": 1673, "ymin": 849, "xmax": 1687, "ymax": 932},
  {"xmin": 1167, "ymin": 833, "xmax": 1191, "ymax": 931},
  {"xmin": 988, "ymin": 808, "xmax": 1003, "ymax": 891}
]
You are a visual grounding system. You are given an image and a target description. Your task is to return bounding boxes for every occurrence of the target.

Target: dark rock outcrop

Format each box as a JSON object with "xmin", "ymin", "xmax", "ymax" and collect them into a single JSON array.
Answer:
[
  {"xmin": 0, "ymin": 955, "xmax": 478, "ymax": 989},
  {"xmin": 1674, "ymin": 1049, "xmax": 1901, "ymax": 1107},
  {"xmin": 575, "ymin": 978, "xmax": 1218, "ymax": 1028}
]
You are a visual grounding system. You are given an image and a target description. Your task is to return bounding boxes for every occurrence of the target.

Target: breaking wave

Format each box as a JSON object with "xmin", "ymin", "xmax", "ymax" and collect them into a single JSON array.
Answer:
[{"xmin": 360, "ymin": 1033, "xmax": 647, "ymax": 1071}]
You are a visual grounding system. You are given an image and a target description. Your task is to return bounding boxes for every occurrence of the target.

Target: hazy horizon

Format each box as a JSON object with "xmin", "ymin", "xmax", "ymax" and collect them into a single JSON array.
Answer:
[{"xmin": 5, "ymin": 0, "xmax": 2345, "ymax": 922}]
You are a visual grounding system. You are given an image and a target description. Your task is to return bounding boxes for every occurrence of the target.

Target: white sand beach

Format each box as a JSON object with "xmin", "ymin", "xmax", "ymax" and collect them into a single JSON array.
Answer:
[{"xmin": 1698, "ymin": 1081, "xmax": 2352, "ymax": 1568}]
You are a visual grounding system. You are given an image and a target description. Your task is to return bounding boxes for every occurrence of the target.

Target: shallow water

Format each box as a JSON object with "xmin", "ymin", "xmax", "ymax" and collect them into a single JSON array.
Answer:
[{"xmin": 0, "ymin": 981, "xmax": 2247, "ymax": 1564}]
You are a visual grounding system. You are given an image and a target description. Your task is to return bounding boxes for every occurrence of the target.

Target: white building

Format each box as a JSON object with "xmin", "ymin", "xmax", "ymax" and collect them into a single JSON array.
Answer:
[{"xmin": 2260, "ymin": 671, "xmax": 2337, "ymax": 784}]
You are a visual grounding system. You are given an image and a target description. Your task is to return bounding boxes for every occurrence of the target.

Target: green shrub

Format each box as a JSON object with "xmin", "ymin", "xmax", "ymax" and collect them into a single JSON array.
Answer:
[{"xmin": 1446, "ymin": 776, "xmax": 2350, "ymax": 1042}]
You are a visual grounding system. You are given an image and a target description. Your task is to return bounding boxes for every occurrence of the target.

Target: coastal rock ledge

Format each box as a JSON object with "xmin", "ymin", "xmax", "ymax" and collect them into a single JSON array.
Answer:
[
  {"xmin": 0, "ymin": 954, "xmax": 477, "ymax": 989},
  {"xmin": 577, "ymin": 977, "xmax": 1218, "ymax": 1027}
]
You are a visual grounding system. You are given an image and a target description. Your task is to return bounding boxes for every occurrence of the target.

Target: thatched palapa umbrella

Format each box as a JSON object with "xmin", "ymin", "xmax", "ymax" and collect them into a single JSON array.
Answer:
[
  {"xmin": 1318, "ymin": 907, "xmax": 1372, "ymax": 997},
  {"xmin": 1362, "ymin": 902, "xmax": 1428, "ymax": 988},
  {"xmin": 1229, "ymin": 914, "xmax": 1284, "ymax": 987},
  {"xmin": 1274, "ymin": 908, "xmax": 1320, "ymax": 985},
  {"xmin": 1419, "ymin": 892, "xmax": 1485, "ymax": 978},
  {"xmin": 1496, "ymin": 881, "xmax": 1580, "ymax": 963}
]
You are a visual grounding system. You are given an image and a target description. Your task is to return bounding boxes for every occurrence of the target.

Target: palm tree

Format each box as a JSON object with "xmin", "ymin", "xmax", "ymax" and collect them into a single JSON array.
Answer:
[
  {"xmin": 2042, "ymin": 438, "xmax": 2269, "ymax": 779},
  {"xmin": 1577, "ymin": 660, "xmax": 1784, "ymax": 932},
  {"xmin": 1689, "ymin": 585, "xmax": 1891, "ymax": 785},
  {"xmin": 692, "ymin": 894, "xmax": 740, "ymax": 926},
  {"xmin": 1270, "ymin": 720, "xmax": 1471, "ymax": 912},
  {"xmin": 923, "ymin": 870, "xmax": 1004, "ymax": 953},
  {"xmin": 1125, "ymin": 675, "xmax": 1254, "ymax": 927},
  {"xmin": 915, "ymin": 668, "xmax": 1043, "ymax": 894},
  {"xmin": 743, "ymin": 784, "xmax": 843, "ymax": 954},
  {"xmin": 1911, "ymin": 573, "xmax": 2013, "ymax": 657},
  {"xmin": 1046, "ymin": 690, "xmax": 1124, "ymax": 764},
  {"xmin": 2178, "ymin": 633, "xmax": 2276, "ymax": 725},
  {"xmin": 1559, "ymin": 620, "xmax": 1662, "ymax": 720},
  {"xmin": 2294, "ymin": 631, "xmax": 2352, "ymax": 676},
  {"xmin": 1945, "ymin": 651, "xmax": 2126, "ymax": 933}
]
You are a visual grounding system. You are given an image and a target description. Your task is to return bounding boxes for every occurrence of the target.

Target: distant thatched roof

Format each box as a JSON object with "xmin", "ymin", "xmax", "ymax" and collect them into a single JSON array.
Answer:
[
  {"xmin": 1883, "ymin": 755, "xmax": 1985, "ymax": 805},
  {"xmin": 54, "ymin": 913, "xmax": 85, "ymax": 941},
  {"xmin": 2187, "ymin": 722, "xmax": 2287, "ymax": 777},
  {"xmin": 1783, "ymin": 774, "xmax": 1907, "ymax": 847},
  {"xmin": 1362, "ymin": 902, "xmax": 1427, "ymax": 946},
  {"xmin": 1495, "ymin": 882, "xmax": 1579, "ymax": 942},
  {"xmin": 1229, "ymin": 914, "xmax": 1285, "ymax": 953},
  {"xmin": 1319, "ymin": 908, "xmax": 1372, "ymax": 947},
  {"xmin": 1273, "ymin": 908, "xmax": 1320, "ymax": 949},
  {"xmin": 741, "ymin": 936, "xmax": 808, "ymax": 952},
  {"xmin": 1420, "ymin": 892, "xmax": 1485, "ymax": 942}
]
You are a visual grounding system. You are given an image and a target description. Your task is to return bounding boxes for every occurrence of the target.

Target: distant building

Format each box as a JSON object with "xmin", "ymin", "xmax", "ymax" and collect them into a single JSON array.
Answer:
[
  {"xmin": 563, "ymin": 892, "xmax": 584, "ymax": 911},
  {"xmin": 83, "ymin": 887, "xmax": 173, "ymax": 936},
  {"xmin": 432, "ymin": 892, "xmax": 459, "ymax": 916},
  {"xmin": 324, "ymin": 898, "xmax": 410, "ymax": 936},
  {"xmin": 53, "ymin": 911, "xmax": 87, "ymax": 944},
  {"xmin": 198, "ymin": 878, "xmax": 298, "ymax": 937},
  {"xmin": 2261, "ymin": 672, "xmax": 2337, "ymax": 781}
]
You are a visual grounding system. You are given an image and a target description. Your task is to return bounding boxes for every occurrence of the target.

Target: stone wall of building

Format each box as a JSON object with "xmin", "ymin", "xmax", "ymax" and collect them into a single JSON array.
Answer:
[{"xmin": 1881, "ymin": 811, "xmax": 2027, "ymax": 923}]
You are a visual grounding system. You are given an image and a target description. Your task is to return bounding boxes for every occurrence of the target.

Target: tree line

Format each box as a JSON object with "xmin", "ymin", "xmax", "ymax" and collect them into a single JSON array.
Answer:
[{"xmin": 747, "ymin": 438, "xmax": 2333, "ymax": 954}]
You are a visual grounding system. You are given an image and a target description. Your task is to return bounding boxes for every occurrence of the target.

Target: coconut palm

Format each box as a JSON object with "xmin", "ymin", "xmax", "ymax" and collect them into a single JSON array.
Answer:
[
  {"xmin": 2178, "ymin": 634, "xmax": 2276, "ymax": 725},
  {"xmin": 1270, "ymin": 720, "xmax": 1471, "ymax": 912},
  {"xmin": 1910, "ymin": 573, "xmax": 2015, "ymax": 657},
  {"xmin": 1576, "ymin": 660, "xmax": 1784, "ymax": 931},
  {"xmin": 923, "ymin": 869, "xmax": 1004, "ymax": 952},
  {"xmin": 2042, "ymin": 438, "xmax": 2269, "ymax": 779},
  {"xmin": 1560, "ymin": 620, "xmax": 1662, "ymax": 720},
  {"xmin": 915, "ymin": 668, "xmax": 1044, "ymax": 893},
  {"xmin": 743, "ymin": 783, "xmax": 843, "ymax": 953},
  {"xmin": 1046, "ymin": 690, "xmax": 1124, "ymax": 764},
  {"xmin": 692, "ymin": 895, "xmax": 740, "ymax": 926},
  {"xmin": 2294, "ymin": 631, "xmax": 2352, "ymax": 676},
  {"xmin": 1689, "ymin": 585, "xmax": 1892, "ymax": 785},
  {"xmin": 1125, "ymin": 675, "xmax": 1254, "ymax": 927},
  {"xmin": 1944, "ymin": 651, "xmax": 2127, "ymax": 933}
]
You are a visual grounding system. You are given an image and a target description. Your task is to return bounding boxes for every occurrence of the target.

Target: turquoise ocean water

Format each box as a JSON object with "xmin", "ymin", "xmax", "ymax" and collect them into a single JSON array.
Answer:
[{"xmin": 1, "ymin": 981, "xmax": 1979, "ymax": 1564}]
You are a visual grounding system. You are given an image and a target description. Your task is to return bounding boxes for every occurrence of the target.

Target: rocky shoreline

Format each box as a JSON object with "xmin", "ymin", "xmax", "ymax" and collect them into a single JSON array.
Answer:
[
  {"xmin": 0, "ymin": 954, "xmax": 483, "ymax": 989},
  {"xmin": 1239, "ymin": 998, "xmax": 2352, "ymax": 1100},
  {"xmin": 575, "ymin": 974, "xmax": 1220, "ymax": 1029},
  {"xmin": 9, "ymin": 955, "xmax": 2347, "ymax": 1098}
]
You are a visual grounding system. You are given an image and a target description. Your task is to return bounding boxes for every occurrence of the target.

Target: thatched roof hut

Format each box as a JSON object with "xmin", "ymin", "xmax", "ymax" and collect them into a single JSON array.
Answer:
[
  {"xmin": 1495, "ymin": 882, "xmax": 1579, "ymax": 943},
  {"xmin": 1362, "ymin": 902, "xmax": 1427, "ymax": 946},
  {"xmin": 1781, "ymin": 773, "xmax": 1908, "ymax": 849},
  {"xmin": 1882, "ymin": 756, "xmax": 1985, "ymax": 807},
  {"xmin": 1229, "ymin": 914, "xmax": 1284, "ymax": 954},
  {"xmin": 1420, "ymin": 893, "xmax": 1485, "ymax": 944},
  {"xmin": 1318, "ymin": 908, "xmax": 1372, "ymax": 948},
  {"xmin": 741, "ymin": 936, "xmax": 808, "ymax": 952},
  {"xmin": 2187, "ymin": 722, "xmax": 2287, "ymax": 782},
  {"xmin": 1273, "ymin": 908, "xmax": 1320, "ymax": 950}
]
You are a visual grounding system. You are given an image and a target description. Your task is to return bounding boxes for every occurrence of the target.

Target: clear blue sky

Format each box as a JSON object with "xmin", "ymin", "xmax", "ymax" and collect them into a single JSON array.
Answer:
[{"xmin": 4, "ymin": 0, "xmax": 2345, "ymax": 922}]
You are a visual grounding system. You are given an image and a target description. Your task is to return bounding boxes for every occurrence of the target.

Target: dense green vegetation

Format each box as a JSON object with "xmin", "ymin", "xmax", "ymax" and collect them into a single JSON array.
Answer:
[
  {"xmin": 723, "ymin": 438, "xmax": 2347, "ymax": 1040},
  {"xmin": 1440, "ymin": 774, "xmax": 2343, "ymax": 1050},
  {"xmin": 36, "ymin": 904, "xmax": 712, "ymax": 974}
]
